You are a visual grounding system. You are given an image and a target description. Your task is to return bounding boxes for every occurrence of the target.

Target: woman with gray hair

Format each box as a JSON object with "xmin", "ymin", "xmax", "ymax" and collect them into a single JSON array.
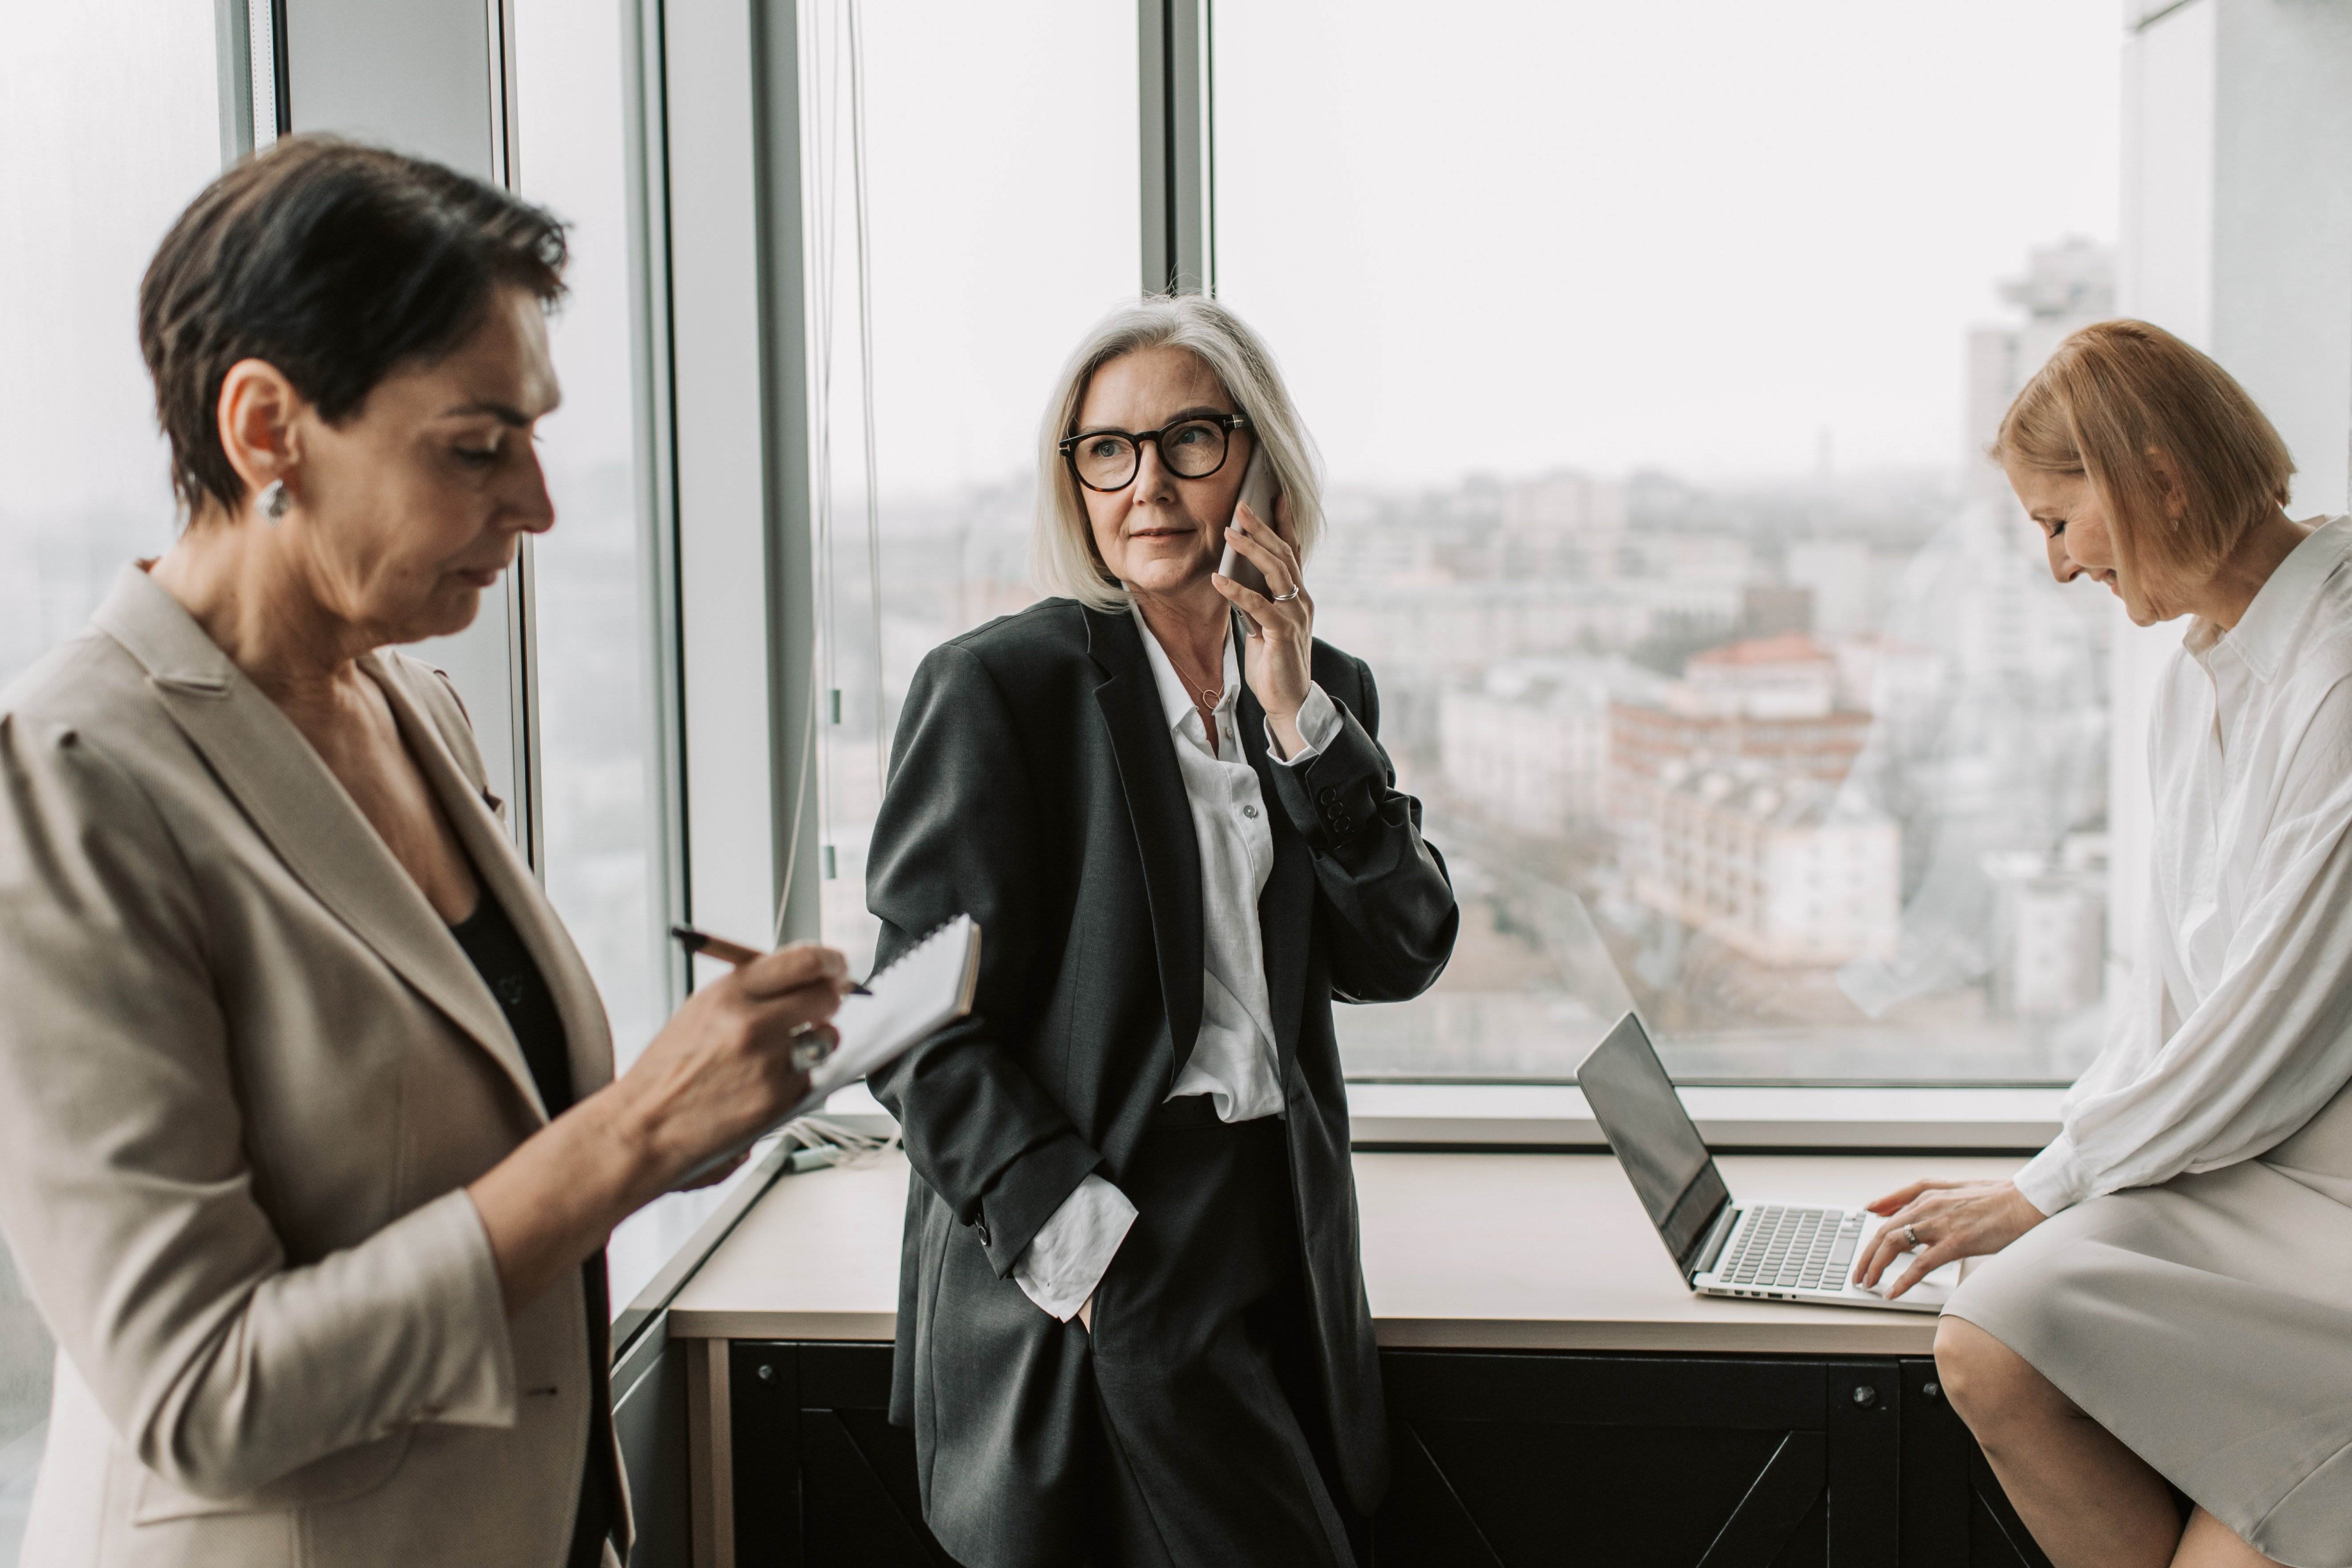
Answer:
[{"xmin": 864, "ymin": 294, "xmax": 1459, "ymax": 1567}]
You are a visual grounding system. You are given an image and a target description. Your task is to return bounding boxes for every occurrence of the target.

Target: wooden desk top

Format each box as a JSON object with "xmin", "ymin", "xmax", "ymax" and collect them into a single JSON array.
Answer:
[{"xmin": 667, "ymin": 1150, "xmax": 2020, "ymax": 1356}]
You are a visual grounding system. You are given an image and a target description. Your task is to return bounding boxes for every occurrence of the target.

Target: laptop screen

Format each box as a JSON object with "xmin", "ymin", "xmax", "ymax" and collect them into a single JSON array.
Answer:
[{"xmin": 1578, "ymin": 1012, "xmax": 1730, "ymax": 1273}]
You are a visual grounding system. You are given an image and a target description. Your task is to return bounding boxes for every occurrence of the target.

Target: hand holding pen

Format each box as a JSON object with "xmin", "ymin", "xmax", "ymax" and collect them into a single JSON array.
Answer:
[{"xmin": 671, "ymin": 925, "xmax": 866, "ymax": 1071}]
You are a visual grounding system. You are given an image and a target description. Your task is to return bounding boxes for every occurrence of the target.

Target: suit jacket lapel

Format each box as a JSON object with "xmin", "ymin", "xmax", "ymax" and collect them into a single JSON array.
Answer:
[
  {"xmin": 1086, "ymin": 604, "xmax": 1204, "ymax": 1075},
  {"xmin": 93, "ymin": 569, "xmax": 547, "ymax": 1117},
  {"xmin": 1235, "ymin": 626, "xmax": 1314, "ymax": 1085},
  {"xmin": 370, "ymin": 654, "xmax": 617, "ymax": 1100}
]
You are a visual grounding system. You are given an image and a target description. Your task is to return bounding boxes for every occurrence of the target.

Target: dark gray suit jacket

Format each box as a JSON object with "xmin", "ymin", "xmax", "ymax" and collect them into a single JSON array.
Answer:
[{"xmin": 865, "ymin": 598, "xmax": 1457, "ymax": 1562}]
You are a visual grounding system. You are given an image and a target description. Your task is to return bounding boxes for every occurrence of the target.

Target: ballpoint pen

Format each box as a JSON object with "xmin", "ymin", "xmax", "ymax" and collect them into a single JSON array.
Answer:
[{"xmin": 669, "ymin": 925, "xmax": 873, "ymax": 995}]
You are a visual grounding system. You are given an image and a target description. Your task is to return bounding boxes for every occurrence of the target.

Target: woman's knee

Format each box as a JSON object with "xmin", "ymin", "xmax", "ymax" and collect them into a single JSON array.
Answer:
[{"xmin": 1935, "ymin": 1316, "xmax": 2062, "ymax": 1438}]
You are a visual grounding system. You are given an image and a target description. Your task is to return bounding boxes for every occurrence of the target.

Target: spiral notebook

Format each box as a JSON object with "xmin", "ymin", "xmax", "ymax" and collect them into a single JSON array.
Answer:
[
  {"xmin": 684, "ymin": 916, "xmax": 980, "ymax": 1181},
  {"xmin": 799, "ymin": 914, "xmax": 982, "ymax": 1108}
]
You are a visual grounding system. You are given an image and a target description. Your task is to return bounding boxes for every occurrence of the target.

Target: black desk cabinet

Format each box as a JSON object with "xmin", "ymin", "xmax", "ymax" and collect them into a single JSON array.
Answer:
[{"xmin": 725, "ymin": 1342, "xmax": 2055, "ymax": 1568}]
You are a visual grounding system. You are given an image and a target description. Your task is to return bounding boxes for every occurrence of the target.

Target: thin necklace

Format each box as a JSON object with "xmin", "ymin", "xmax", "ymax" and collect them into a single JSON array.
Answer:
[
  {"xmin": 1136, "ymin": 603, "xmax": 1226, "ymax": 728},
  {"xmin": 1163, "ymin": 643, "xmax": 1226, "ymax": 754},
  {"xmin": 1168, "ymin": 645, "xmax": 1223, "ymax": 711}
]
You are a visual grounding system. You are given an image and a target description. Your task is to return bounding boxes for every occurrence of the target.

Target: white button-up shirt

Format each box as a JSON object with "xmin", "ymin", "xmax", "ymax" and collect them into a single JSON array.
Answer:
[
  {"xmin": 2016, "ymin": 516, "xmax": 2352, "ymax": 1215},
  {"xmin": 1010, "ymin": 607, "xmax": 1342, "ymax": 1320}
]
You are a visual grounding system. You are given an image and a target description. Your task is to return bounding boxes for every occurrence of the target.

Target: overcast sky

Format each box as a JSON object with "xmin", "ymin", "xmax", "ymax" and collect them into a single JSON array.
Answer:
[
  {"xmin": 1217, "ymin": 0, "xmax": 2123, "ymax": 487},
  {"xmin": 5, "ymin": 0, "xmax": 2125, "ymax": 532},
  {"xmin": 829, "ymin": 0, "xmax": 2123, "ymax": 499}
]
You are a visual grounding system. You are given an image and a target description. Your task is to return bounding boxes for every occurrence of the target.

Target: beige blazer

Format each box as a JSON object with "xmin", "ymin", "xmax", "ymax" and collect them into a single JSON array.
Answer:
[{"xmin": 0, "ymin": 566, "xmax": 631, "ymax": 1567}]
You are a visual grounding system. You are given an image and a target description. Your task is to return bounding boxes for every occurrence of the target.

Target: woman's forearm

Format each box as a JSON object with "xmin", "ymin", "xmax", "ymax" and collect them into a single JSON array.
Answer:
[
  {"xmin": 466, "ymin": 1085, "xmax": 674, "ymax": 1315},
  {"xmin": 467, "ymin": 942, "xmax": 846, "ymax": 1314}
]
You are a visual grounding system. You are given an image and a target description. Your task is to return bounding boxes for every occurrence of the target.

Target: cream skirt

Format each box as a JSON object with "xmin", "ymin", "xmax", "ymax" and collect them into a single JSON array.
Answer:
[{"xmin": 1947, "ymin": 1080, "xmax": 2352, "ymax": 1568}]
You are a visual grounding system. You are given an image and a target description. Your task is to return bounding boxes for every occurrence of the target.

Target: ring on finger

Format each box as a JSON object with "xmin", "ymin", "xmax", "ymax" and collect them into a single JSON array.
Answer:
[
  {"xmin": 787, "ymin": 1024, "xmax": 837, "ymax": 1071},
  {"xmin": 1270, "ymin": 587, "xmax": 1301, "ymax": 603},
  {"xmin": 1902, "ymin": 1222, "xmax": 1921, "ymax": 1249}
]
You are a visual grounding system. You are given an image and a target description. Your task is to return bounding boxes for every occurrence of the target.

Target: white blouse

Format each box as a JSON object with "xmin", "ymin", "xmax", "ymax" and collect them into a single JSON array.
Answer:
[
  {"xmin": 2016, "ymin": 516, "xmax": 2352, "ymax": 1215},
  {"xmin": 1009, "ymin": 608, "xmax": 1341, "ymax": 1320}
]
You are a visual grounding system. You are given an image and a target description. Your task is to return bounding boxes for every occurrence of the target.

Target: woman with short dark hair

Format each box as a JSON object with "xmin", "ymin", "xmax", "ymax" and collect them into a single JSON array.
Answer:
[{"xmin": 0, "ymin": 135, "xmax": 847, "ymax": 1567}]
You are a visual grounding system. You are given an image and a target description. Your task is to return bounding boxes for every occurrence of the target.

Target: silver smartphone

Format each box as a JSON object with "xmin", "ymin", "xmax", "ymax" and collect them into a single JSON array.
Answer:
[{"xmin": 1218, "ymin": 446, "xmax": 1282, "ymax": 633}]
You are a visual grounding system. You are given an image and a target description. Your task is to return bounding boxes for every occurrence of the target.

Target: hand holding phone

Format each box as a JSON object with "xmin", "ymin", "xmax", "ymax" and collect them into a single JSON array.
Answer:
[{"xmin": 1217, "ymin": 447, "xmax": 1282, "ymax": 634}]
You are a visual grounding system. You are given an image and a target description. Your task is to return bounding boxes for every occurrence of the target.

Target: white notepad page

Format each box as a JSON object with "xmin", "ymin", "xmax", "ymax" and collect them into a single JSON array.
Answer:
[
  {"xmin": 678, "ymin": 916, "xmax": 980, "ymax": 1182},
  {"xmin": 803, "ymin": 913, "xmax": 982, "ymax": 1104}
]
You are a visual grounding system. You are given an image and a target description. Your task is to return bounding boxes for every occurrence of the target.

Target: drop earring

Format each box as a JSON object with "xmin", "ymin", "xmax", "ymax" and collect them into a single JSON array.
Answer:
[{"xmin": 257, "ymin": 480, "xmax": 291, "ymax": 525}]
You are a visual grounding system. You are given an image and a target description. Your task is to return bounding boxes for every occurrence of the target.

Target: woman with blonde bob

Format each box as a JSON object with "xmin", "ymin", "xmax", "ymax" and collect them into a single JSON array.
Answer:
[
  {"xmin": 861, "ymin": 294, "xmax": 1457, "ymax": 1567},
  {"xmin": 1854, "ymin": 319, "xmax": 2352, "ymax": 1568}
]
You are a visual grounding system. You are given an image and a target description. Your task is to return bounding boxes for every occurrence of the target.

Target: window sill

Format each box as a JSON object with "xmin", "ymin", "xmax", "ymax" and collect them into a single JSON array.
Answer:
[{"xmin": 815, "ymin": 1080, "xmax": 2062, "ymax": 1153}]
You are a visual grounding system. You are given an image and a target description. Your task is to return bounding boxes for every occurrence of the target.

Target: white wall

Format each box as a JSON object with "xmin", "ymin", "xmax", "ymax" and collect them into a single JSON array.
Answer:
[
  {"xmin": 2110, "ymin": 0, "xmax": 2352, "ymax": 973},
  {"xmin": 2209, "ymin": 0, "xmax": 2352, "ymax": 515}
]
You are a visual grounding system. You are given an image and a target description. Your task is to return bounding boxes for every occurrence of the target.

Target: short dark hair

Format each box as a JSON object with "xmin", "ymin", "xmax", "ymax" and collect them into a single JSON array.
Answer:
[{"xmin": 139, "ymin": 134, "xmax": 568, "ymax": 517}]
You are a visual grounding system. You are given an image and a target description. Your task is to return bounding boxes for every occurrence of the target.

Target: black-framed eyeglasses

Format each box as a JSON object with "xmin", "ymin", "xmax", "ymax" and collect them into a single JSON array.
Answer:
[{"xmin": 1057, "ymin": 413, "xmax": 1251, "ymax": 492}]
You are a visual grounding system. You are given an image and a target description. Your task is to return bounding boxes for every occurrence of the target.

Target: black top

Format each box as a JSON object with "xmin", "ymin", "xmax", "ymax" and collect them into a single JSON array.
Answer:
[
  {"xmin": 449, "ymin": 890, "xmax": 575, "ymax": 1115},
  {"xmin": 447, "ymin": 889, "xmax": 613, "ymax": 1568}
]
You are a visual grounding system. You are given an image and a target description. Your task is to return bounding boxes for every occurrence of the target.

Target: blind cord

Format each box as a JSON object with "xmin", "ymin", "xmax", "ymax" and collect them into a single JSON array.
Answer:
[
  {"xmin": 777, "ymin": 0, "xmax": 884, "ymax": 947},
  {"xmin": 848, "ymin": 0, "xmax": 887, "ymax": 791}
]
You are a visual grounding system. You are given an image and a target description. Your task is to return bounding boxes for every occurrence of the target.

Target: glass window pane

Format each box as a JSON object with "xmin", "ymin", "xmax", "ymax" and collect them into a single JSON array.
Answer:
[
  {"xmin": 1214, "ymin": 1, "xmax": 2121, "ymax": 1084},
  {"xmin": 0, "ymin": 3, "xmax": 223, "ymax": 1548},
  {"xmin": 514, "ymin": 0, "xmax": 712, "ymax": 1315},
  {"xmin": 811, "ymin": 4, "xmax": 1140, "ymax": 977}
]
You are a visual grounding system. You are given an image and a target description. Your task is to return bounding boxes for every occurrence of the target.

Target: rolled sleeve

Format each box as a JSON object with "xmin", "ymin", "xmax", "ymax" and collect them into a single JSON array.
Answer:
[
  {"xmin": 392, "ymin": 1190, "xmax": 519, "ymax": 1428},
  {"xmin": 1010, "ymin": 1174, "xmax": 1137, "ymax": 1321}
]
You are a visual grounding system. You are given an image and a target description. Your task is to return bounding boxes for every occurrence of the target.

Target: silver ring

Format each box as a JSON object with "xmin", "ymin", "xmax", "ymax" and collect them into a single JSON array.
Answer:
[
  {"xmin": 1903, "ymin": 1223, "xmax": 1921, "ymax": 1249},
  {"xmin": 1271, "ymin": 588, "xmax": 1301, "ymax": 603}
]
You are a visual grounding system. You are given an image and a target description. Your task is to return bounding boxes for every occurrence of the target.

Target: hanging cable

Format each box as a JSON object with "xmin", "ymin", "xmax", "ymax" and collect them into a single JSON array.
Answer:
[
  {"xmin": 779, "ymin": 0, "xmax": 841, "ymax": 942},
  {"xmin": 846, "ymin": 0, "xmax": 887, "ymax": 792},
  {"xmin": 778, "ymin": 0, "xmax": 888, "ymax": 949},
  {"xmin": 780, "ymin": 1112, "xmax": 902, "ymax": 1172}
]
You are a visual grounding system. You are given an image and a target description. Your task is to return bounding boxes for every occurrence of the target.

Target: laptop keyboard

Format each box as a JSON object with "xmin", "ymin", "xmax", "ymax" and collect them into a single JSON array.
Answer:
[{"xmin": 1716, "ymin": 1206, "xmax": 1866, "ymax": 1292}]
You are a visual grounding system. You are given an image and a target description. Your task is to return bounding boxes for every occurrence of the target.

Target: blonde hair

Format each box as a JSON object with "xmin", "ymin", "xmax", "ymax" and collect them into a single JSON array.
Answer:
[
  {"xmin": 1992, "ymin": 318, "xmax": 2294, "ymax": 589},
  {"xmin": 1033, "ymin": 294, "xmax": 1325, "ymax": 611}
]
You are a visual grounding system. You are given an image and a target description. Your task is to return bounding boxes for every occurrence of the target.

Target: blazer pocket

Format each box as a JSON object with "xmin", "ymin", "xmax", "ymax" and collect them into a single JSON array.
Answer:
[{"xmin": 130, "ymin": 1426, "xmax": 414, "ymax": 1524}]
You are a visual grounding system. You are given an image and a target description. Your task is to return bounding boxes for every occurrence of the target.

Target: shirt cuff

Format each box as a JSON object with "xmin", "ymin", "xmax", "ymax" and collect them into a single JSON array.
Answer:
[
  {"xmin": 1267, "ymin": 681, "xmax": 1342, "ymax": 766},
  {"xmin": 1011, "ymin": 1173, "xmax": 1137, "ymax": 1321},
  {"xmin": 2011, "ymin": 1133, "xmax": 2089, "ymax": 1219}
]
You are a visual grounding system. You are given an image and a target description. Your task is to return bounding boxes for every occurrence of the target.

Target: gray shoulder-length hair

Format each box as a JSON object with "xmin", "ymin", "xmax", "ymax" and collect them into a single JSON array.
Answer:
[{"xmin": 1033, "ymin": 294, "xmax": 1325, "ymax": 611}]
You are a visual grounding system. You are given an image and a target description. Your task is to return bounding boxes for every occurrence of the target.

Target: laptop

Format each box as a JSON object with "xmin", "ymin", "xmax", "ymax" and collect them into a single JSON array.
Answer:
[{"xmin": 1576, "ymin": 1011, "xmax": 1956, "ymax": 1314}]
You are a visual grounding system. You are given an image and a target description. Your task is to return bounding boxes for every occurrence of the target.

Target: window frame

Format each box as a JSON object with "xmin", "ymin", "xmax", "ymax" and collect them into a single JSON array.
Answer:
[
  {"xmin": 214, "ymin": 3, "xmax": 2097, "ymax": 1377},
  {"xmin": 245, "ymin": 0, "xmax": 2352, "ymax": 1331},
  {"xmin": 639, "ymin": 0, "xmax": 2094, "ymax": 1238},
  {"xmin": 4, "ymin": 12, "xmax": 2333, "ymax": 1568},
  {"xmin": 31, "ymin": 5, "xmax": 2335, "ymax": 1560}
]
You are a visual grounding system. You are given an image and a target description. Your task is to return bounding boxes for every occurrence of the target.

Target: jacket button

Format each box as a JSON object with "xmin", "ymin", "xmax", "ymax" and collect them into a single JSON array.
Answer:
[
  {"xmin": 974, "ymin": 1219, "xmax": 992, "ymax": 1246},
  {"xmin": 1317, "ymin": 786, "xmax": 1338, "ymax": 806}
]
